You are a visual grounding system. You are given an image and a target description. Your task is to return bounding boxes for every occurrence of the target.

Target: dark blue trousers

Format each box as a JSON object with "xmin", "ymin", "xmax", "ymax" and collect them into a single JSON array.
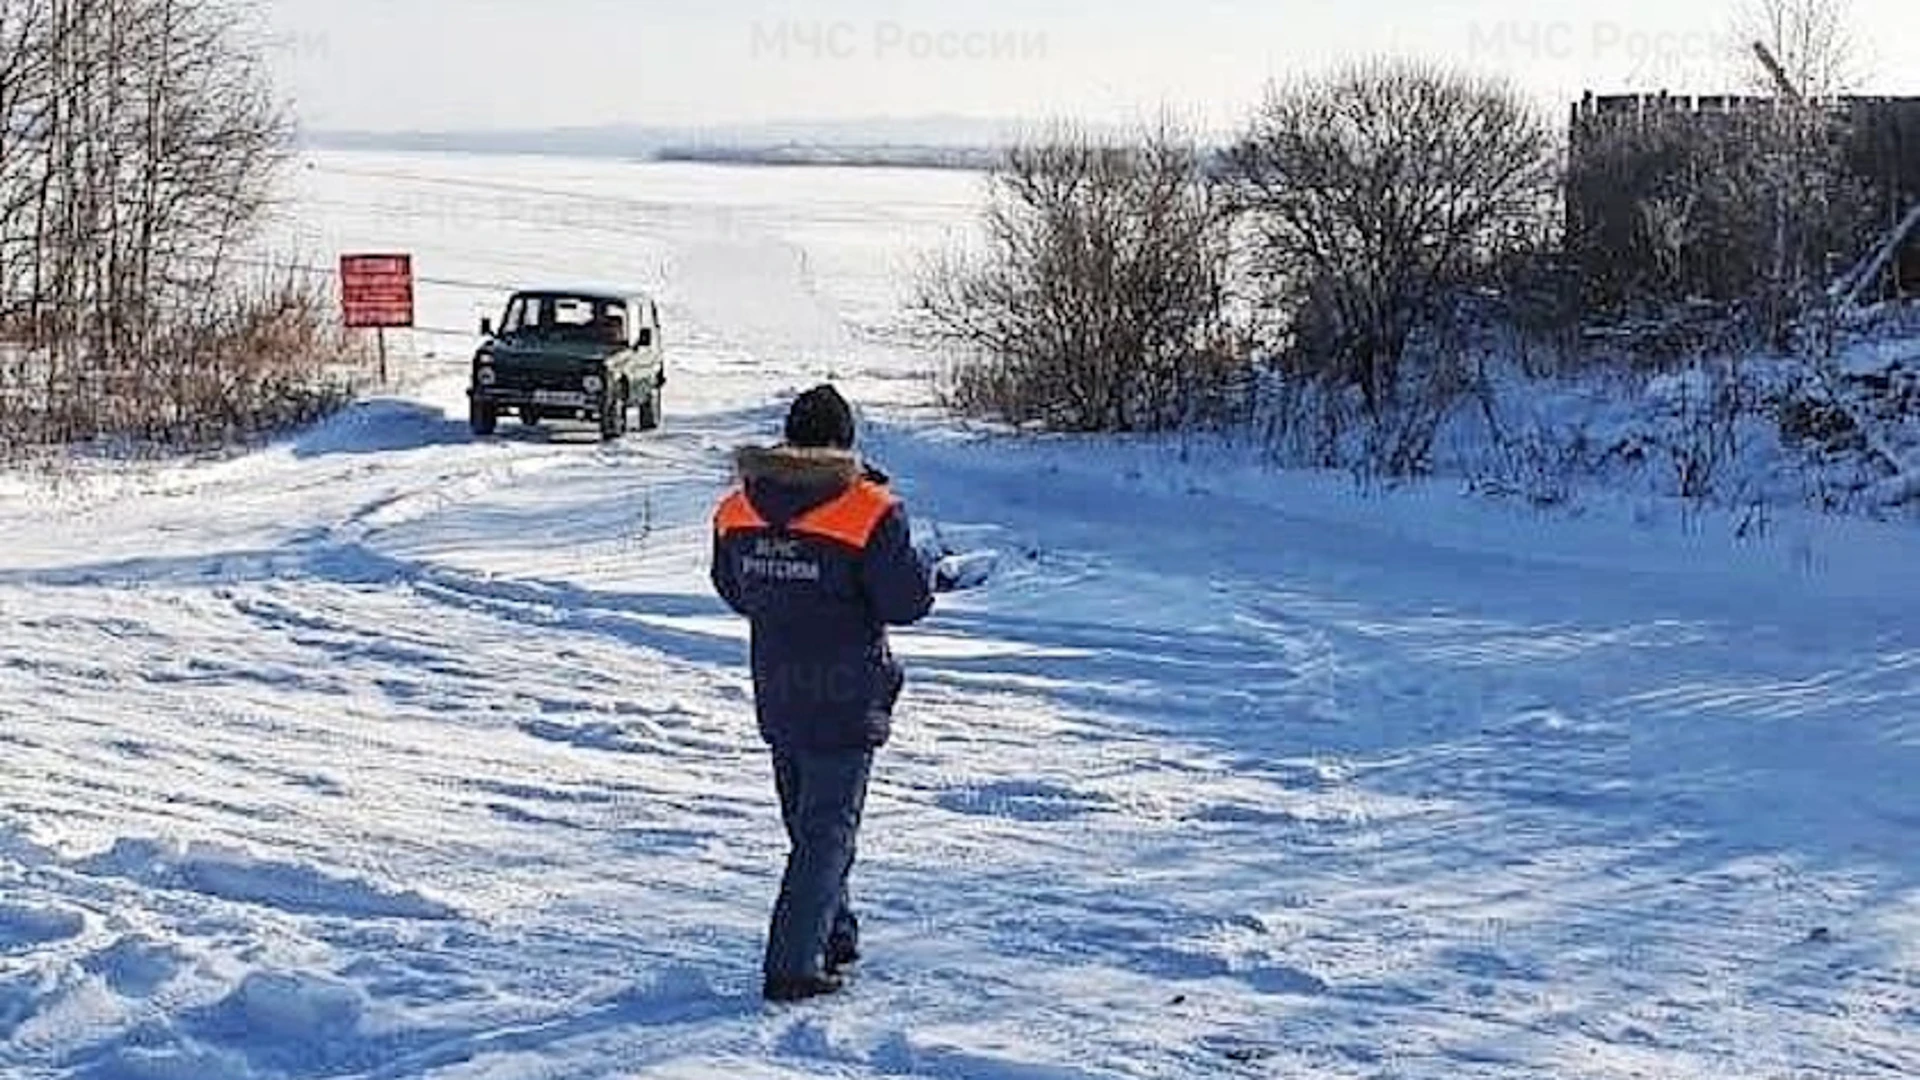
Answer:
[{"xmin": 764, "ymin": 747, "xmax": 871, "ymax": 980}]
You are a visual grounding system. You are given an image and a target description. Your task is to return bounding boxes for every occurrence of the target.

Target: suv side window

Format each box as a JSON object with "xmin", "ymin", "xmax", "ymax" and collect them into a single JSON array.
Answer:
[
  {"xmin": 598, "ymin": 301, "xmax": 629, "ymax": 346},
  {"xmin": 501, "ymin": 296, "xmax": 534, "ymax": 335}
]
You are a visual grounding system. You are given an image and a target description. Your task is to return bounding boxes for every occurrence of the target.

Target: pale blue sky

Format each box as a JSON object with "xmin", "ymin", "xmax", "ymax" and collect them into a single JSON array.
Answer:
[{"xmin": 265, "ymin": 0, "xmax": 1920, "ymax": 132}]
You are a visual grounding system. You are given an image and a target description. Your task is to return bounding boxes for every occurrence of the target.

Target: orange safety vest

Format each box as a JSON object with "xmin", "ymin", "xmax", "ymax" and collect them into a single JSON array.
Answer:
[{"xmin": 714, "ymin": 480, "xmax": 898, "ymax": 549}]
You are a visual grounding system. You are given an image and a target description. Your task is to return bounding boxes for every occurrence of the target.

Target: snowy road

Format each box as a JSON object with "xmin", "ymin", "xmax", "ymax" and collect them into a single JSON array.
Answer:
[{"xmin": 1, "ymin": 154, "xmax": 1916, "ymax": 1079}]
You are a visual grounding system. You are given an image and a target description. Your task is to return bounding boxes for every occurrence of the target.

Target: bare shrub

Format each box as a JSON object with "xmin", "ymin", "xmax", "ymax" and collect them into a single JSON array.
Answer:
[
  {"xmin": 1466, "ymin": 425, "xmax": 1588, "ymax": 508},
  {"xmin": 144, "ymin": 275, "xmax": 371, "ymax": 447},
  {"xmin": 0, "ymin": 272, "xmax": 370, "ymax": 457},
  {"xmin": 1225, "ymin": 60, "xmax": 1557, "ymax": 416},
  {"xmin": 1249, "ymin": 317, "xmax": 1481, "ymax": 482},
  {"xmin": 1663, "ymin": 364, "xmax": 1751, "ymax": 500},
  {"xmin": 913, "ymin": 123, "xmax": 1242, "ymax": 433}
]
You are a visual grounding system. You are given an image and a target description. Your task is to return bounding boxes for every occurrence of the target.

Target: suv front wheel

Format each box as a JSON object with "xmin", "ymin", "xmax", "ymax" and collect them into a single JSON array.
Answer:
[{"xmin": 471, "ymin": 400, "xmax": 498, "ymax": 437}]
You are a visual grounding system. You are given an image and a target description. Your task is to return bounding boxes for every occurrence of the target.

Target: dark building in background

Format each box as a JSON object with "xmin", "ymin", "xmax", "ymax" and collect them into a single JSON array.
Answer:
[{"xmin": 1567, "ymin": 92, "xmax": 1920, "ymax": 306}]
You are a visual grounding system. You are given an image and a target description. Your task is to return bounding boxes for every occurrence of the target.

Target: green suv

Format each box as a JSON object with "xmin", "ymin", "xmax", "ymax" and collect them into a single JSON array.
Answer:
[{"xmin": 469, "ymin": 289, "xmax": 666, "ymax": 440}]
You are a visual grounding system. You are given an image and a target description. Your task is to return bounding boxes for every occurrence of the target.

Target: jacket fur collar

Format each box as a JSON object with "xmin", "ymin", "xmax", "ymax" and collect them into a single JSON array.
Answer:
[{"xmin": 736, "ymin": 445, "xmax": 862, "ymax": 490}]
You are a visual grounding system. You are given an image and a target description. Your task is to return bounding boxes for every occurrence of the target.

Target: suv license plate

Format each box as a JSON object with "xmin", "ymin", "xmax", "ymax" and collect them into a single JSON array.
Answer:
[{"xmin": 532, "ymin": 390, "xmax": 588, "ymax": 407}]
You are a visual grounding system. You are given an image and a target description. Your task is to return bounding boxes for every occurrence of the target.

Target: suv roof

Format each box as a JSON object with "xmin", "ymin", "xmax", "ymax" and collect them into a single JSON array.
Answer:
[{"xmin": 512, "ymin": 286, "xmax": 652, "ymax": 305}]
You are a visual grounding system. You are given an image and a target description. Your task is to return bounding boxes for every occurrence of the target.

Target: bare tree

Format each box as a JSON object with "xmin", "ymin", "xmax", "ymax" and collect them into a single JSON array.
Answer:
[
  {"xmin": 914, "ymin": 123, "xmax": 1241, "ymax": 432},
  {"xmin": 1225, "ymin": 60, "xmax": 1556, "ymax": 414},
  {"xmin": 1735, "ymin": 0, "xmax": 1860, "ymax": 99},
  {"xmin": 0, "ymin": 0, "xmax": 350, "ymax": 455}
]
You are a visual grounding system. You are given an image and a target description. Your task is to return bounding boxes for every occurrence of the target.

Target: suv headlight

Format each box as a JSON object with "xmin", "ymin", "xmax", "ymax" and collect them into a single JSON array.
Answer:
[
  {"xmin": 582, "ymin": 374, "xmax": 605, "ymax": 394},
  {"xmin": 477, "ymin": 366, "xmax": 496, "ymax": 386}
]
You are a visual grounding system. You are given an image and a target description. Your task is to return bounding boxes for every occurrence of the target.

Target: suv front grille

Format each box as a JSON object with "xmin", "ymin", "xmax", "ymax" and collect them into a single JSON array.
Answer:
[{"xmin": 495, "ymin": 367, "xmax": 585, "ymax": 392}]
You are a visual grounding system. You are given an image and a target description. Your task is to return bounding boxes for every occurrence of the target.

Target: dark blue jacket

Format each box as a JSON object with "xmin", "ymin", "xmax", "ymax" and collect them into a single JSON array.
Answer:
[{"xmin": 711, "ymin": 446, "xmax": 935, "ymax": 751}]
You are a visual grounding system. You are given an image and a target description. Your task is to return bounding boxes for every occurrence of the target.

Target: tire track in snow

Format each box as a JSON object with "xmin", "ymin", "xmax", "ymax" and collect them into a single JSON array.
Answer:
[{"xmin": 8, "ymin": 156, "xmax": 1918, "ymax": 1077}]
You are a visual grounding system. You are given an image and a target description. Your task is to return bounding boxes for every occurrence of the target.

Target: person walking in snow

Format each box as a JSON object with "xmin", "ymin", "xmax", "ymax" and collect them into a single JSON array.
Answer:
[{"xmin": 710, "ymin": 384, "xmax": 935, "ymax": 1002}]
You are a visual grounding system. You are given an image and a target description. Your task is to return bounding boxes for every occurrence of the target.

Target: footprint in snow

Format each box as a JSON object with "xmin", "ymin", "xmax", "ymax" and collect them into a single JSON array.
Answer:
[
  {"xmin": 0, "ymin": 903, "xmax": 84, "ymax": 955},
  {"xmin": 82, "ymin": 935, "xmax": 187, "ymax": 998},
  {"xmin": 936, "ymin": 779, "xmax": 1111, "ymax": 823}
]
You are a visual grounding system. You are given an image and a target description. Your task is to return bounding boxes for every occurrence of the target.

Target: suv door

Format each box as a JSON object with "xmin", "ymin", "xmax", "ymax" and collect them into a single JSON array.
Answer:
[
  {"xmin": 610, "ymin": 300, "xmax": 642, "ymax": 392},
  {"xmin": 638, "ymin": 301, "xmax": 662, "ymax": 376}
]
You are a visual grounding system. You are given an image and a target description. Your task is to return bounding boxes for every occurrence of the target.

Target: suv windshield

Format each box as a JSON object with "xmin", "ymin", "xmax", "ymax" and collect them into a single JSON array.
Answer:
[{"xmin": 499, "ymin": 295, "xmax": 627, "ymax": 346}]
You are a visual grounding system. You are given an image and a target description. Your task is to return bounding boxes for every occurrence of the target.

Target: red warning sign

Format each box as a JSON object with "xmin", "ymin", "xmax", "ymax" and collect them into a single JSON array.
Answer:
[{"xmin": 339, "ymin": 254, "xmax": 415, "ymax": 329}]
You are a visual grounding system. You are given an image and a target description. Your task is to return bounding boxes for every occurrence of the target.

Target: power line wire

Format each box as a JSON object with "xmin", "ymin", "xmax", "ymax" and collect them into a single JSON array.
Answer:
[{"xmin": 220, "ymin": 254, "xmax": 516, "ymax": 294}]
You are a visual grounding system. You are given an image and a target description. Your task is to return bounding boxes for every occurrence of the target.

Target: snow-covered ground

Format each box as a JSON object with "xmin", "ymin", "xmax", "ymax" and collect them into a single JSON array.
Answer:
[{"xmin": 1, "ymin": 152, "xmax": 1916, "ymax": 1079}]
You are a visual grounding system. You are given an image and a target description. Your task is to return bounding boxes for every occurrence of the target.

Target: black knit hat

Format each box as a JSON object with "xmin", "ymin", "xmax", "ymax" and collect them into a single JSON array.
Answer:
[{"xmin": 785, "ymin": 384, "xmax": 856, "ymax": 449}]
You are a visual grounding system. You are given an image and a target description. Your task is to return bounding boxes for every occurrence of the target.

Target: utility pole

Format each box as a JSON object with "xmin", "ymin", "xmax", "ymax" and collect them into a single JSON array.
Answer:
[{"xmin": 1752, "ymin": 41, "xmax": 1805, "ymax": 104}]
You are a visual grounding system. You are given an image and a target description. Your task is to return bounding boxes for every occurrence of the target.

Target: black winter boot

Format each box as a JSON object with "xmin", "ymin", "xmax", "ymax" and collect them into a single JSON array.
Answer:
[
  {"xmin": 763, "ymin": 972, "xmax": 844, "ymax": 1003},
  {"xmin": 825, "ymin": 935, "xmax": 861, "ymax": 974}
]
